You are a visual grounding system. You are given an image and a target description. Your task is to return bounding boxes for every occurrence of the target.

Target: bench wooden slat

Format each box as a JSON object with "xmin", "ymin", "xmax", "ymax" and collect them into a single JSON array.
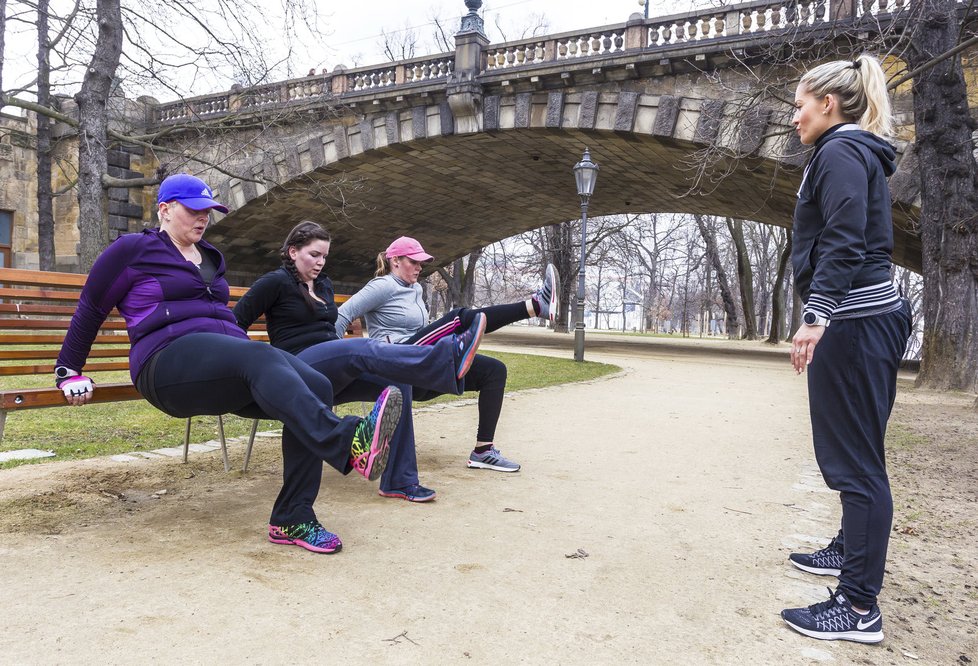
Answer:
[
  {"xmin": 0, "ymin": 267, "xmax": 87, "ymax": 288},
  {"xmin": 0, "ymin": 349, "xmax": 127, "ymax": 361},
  {"xmin": 0, "ymin": 286, "xmax": 83, "ymax": 301},
  {"xmin": 0, "ymin": 361, "xmax": 131, "ymax": 377},
  {"xmin": 0, "ymin": 383, "xmax": 142, "ymax": 410},
  {"xmin": 0, "ymin": 304, "xmax": 86, "ymax": 316},
  {"xmin": 0, "ymin": 319, "xmax": 128, "ymax": 331},
  {"xmin": 0, "ymin": 334, "xmax": 131, "ymax": 344}
]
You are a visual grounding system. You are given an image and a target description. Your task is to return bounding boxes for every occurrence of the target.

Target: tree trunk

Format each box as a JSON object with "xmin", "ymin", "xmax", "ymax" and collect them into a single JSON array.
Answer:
[
  {"xmin": 1, "ymin": 0, "xmax": 7, "ymax": 92},
  {"xmin": 907, "ymin": 0, "xmax": 978, "ymax": 392},
  {"xmin": 546, "ymin": 221, "xmax": 575, "ymax": 333},
  {"xmin": 460, "ymin": 249, "xmax": 482, "ymax": 306},
  {"xmin": 74, "ymin": 0, "xmax": 123, "ymax": 271},
  {"xmin": 436, "ymin": 249, "xmax": 484, "ymax": 310},
  {"xmin": 695, "ymin": 214, "xmax": 741, "ymax": 339},
  {"xmin": 727, "ymin": 217, "xmax": 758, "ymax": 339},
  {"xmin": 36, "ymin": 0, "xmax": 55, "ymax": 270},
  {"xmin": 766, "ymin": 231, "xmax": 791, "ymax": 345}
]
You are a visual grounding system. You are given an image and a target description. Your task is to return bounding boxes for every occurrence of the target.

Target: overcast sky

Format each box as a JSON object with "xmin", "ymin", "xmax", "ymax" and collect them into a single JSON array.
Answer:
[
  {"xmin": 2, "ymin": 0, "xmax": 714, "ymax": 100},
  {"xmin": 322, "ymin": 0, "xmax": 711, "ymax": 68}
]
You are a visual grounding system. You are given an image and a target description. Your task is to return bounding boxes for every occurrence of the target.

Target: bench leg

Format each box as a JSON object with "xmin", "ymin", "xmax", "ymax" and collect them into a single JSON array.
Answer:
[
  {"xmin": 242, "ymin": 419, "xmax": 260, "ymax": 473},
  {"xmin": 0, "ymin": 411, "xmax": 6, "ymax": 445},
  {"xmin": 183, "ymin": 418, "xmax": 192, "ymax": 463},
  {"xmin": 217, "ymin": 415, "xmax": 230, "ymax": 473}
]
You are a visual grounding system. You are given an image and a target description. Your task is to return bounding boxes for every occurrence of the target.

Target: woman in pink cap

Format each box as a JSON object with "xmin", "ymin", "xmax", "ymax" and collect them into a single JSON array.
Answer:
[{"xmin": 335, "ymin": 236, "xmax": 558, "ymax": 472}]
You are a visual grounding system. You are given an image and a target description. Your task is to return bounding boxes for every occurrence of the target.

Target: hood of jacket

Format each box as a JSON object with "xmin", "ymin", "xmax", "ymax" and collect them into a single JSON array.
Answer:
[{"xmin": 813, "ymin": 123, "xmax": 897, "ymax": 177}]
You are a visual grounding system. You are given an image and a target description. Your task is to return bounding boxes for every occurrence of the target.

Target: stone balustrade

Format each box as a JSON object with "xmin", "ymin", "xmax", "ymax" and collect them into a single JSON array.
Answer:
[{"xmin": 152, "ymin": 0, "xmax": 962, "ymax": 126}]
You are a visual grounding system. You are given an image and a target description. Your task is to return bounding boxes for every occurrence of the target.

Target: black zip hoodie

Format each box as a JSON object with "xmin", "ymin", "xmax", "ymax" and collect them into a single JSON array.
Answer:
[{"xmin": 791, "ymin": 123, "xmax": 897, "ymax": 320}]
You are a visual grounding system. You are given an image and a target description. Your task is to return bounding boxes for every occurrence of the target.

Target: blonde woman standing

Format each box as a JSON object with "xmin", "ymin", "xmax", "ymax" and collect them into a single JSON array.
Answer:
[{"xmin": 781, "ymin": 55, "xmax": 912, "ymax": 643}]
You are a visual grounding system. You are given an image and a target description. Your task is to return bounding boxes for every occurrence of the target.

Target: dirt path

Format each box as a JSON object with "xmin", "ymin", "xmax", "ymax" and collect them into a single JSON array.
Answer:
[{"xmin": 0, "ymin": 329, "xmax": 974, "ymax": 664}]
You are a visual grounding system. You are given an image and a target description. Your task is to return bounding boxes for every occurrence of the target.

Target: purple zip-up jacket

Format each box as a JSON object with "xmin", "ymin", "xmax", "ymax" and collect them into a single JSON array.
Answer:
[{"xmin": 56, "ymin": 228, "xmax": 248, "ymax": 383}]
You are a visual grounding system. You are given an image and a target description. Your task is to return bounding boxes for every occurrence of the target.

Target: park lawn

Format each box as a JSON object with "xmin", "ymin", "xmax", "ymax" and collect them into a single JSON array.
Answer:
[{"xmin": 0, "ymin": 350, "xmax": 617, "ymax": 469}]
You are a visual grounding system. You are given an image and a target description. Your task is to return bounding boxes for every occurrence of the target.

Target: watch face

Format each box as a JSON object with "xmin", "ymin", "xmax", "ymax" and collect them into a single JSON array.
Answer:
[
  {"xmin": 55, "ymin": 366, "xmax": 72, "ymax": 379},
  {"xmin": 804, "ymin": 312, "xmax": 817, "ymax": 325}
]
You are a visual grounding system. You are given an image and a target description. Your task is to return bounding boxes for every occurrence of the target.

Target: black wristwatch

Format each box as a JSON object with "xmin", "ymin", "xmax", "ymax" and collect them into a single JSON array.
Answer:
[
  {"xmin": 803, "ymin": 311, "xmax": 830, "ymax": 327},
  {"xmin": 54, "ymin": 365, "xmax": 77, "ymax": 385}
]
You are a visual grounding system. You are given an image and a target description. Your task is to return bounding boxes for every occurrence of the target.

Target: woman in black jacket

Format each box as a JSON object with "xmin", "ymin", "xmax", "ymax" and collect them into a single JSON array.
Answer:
[{"xmin": 780, "ymin": 54, "xmax": 912, "ymax": 644}]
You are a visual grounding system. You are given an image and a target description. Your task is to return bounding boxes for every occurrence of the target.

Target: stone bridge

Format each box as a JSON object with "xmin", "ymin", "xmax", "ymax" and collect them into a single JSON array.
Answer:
[{"xmin": 141, "ymin": 0, "xmax": 972, "ymax": 285}]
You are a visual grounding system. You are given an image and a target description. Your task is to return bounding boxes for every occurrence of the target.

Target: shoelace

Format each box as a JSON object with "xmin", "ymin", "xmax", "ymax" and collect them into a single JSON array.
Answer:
[{"xmin": 808, "ymin": 587, "xmax": 842, "ymax": 616}]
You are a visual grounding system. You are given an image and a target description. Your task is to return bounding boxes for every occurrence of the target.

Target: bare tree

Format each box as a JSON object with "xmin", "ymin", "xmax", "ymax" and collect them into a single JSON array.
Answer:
[
  {"xmin": 695, "ymin": 214, "xmax": 741, "ymax": 339},
  {"xmin": 74, "ymin": 0, "xmax": 122, "ymax": 270},
  {"xmin": 436, "ymin": 250, "xmax": 483, "ymax": 310},
  {"xmin": 766, "ymin": 229, "xmax": 792, "ymax": 344},
  {"xmin": 905, "ymin": 0, "xmax": 978, "ymax": 392},
  {"xmin": 726, "ymin": 217, "xmax": 758, "ymax": 339},
  {"xmin": 34, "ymin": 0, "xmax": 55, "ymax": 269}
]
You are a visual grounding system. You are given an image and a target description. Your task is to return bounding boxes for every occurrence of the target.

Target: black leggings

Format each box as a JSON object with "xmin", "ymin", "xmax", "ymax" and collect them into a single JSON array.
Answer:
[
  {"xmin": 405, "ymin": 304, "xmax": 524, "ymax": 443},
  {"xmin": 404, "ymin": 302, "xmax": 531, "ymax": 345},
  {"xmin": 137, "ymin": 332, "xmax": 359, "ymax": 526}
]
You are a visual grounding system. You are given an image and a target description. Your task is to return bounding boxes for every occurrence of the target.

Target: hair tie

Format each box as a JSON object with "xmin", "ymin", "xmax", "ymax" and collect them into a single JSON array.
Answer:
[{"xmin": 852, "ymin": 59, "xmax": 862, "ymax": 70}]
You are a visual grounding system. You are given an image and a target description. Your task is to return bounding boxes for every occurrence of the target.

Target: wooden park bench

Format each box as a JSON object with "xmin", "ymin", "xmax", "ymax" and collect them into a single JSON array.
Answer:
[{"xmin": 0, "ymin": 266, "xmax": 358, "ymax": 472}]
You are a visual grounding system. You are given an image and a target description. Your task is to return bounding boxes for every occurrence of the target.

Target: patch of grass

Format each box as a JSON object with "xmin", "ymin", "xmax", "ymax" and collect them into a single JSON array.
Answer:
[
  {"xmin": 412, "ymin": 350, "xmax": 618, "ymax": 406},
  {"xmin": 0, "ymin": 352, "xmax": 618, "ymax": 468},
  {"xmin": 886, "ymin": 422, "xmax": 930, "ymax": 451}
]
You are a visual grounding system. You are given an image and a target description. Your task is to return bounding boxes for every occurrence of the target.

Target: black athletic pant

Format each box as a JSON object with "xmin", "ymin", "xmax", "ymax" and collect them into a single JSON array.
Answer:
[
  {"xmin": 405, "ymin": 302, "xmax": 531, "ymax": 345},
  {"xmin": 807, "ymin": 300, "xmax": 912, "ymax": 607},
  {"xmin": 137, "ymin": 332, "xmax": 359, "ymax": 526},
  {"xmin": 404, "ymin": 305, "xmax": 519, "ymax": 443}
]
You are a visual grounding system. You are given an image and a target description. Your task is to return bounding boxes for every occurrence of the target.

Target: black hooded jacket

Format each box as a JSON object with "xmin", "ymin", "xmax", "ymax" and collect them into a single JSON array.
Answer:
[{"xmin": 791, "ymin": 124, "xmax": 897, "ymax": 320}]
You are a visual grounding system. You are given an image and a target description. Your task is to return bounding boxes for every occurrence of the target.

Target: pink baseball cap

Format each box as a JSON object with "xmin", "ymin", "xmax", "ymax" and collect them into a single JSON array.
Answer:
[{"xmin": 385, "ymin": 236, "xmax": 433, "ymax": 261}]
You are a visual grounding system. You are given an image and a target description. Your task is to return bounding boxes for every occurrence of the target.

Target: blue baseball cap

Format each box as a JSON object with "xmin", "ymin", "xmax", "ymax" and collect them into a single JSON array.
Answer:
[{"xmin": 157, "ymin": 173, "xmax": 229, "ymax": 214}]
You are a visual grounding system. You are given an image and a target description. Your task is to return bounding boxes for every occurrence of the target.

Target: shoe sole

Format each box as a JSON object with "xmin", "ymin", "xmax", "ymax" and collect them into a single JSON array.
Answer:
[
  {"xmin": 789, "ymin": 559, "xmax": 841, "ymax": 576},
  {"xmin": 457, "ymin": 314, "xmax": 487, "ymax": 379},
  {"xmin": 467, "ymin": 460, "xmax": 520, "ymax": 472},
  {"xmin": 782, "ymin": 617, "xmax": 883, "ymax": 643},
  {"xmin": 545, "ymin": 264, "xmax": 559, "ymax": 323},
  {"xmin": 378, "ymin": 489, "xmax": 437, "ymax": 502},
  {"xmin": 363, "ymin": 387, "xmax": 402, "ymax": 482},
  {"xmin": 268, "ymin": 533, "xmax": 342, "ymax": 554}
]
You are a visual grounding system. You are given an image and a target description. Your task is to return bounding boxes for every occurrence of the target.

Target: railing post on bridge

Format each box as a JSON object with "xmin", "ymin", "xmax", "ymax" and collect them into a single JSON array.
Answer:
[
  {"xmin": 331, "ymin": 66, "xmax": 349, "ymax": 96},
  {"xmin": 624, "ymin": 12, "xmax": 647, "ymax": 50},
  {"xmin": 447, "ymin": 0, "xmax": 489, "ymax": 134},
  {"xmin": 726, "ymin": 8, "xmax": 742, "ymax": 35},
  {"xmin": 831, "ymin": 0, "xmax": 857, "ymax": 21}
]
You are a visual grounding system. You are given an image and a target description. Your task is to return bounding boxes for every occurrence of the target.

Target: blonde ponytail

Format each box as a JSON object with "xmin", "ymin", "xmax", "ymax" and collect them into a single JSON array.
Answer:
[
  {"xmin": 800, "ymin": 54, "xmax": 894, "ymax": 138},
  {"xmin": 374, "ymin": 252, "xmax": 390, "ymax": 277},
  {"xmin": 853, "ymin": 54, "xmax": 893, "ymax": 137}
]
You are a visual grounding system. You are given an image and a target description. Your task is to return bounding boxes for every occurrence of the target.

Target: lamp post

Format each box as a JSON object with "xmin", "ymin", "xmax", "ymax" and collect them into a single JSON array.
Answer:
[
  {"xmin": 638, "ymin": 0, "xmax": 649, "ymax": 19},
  {"xmin": 572, "ymin": 148, "xmax": 599, "ymax": 362}
]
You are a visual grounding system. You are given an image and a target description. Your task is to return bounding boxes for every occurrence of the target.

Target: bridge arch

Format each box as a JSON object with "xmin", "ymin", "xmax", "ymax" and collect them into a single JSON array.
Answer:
[{"xmin": 205, "ymin": 88, "xmax": 919, "ymax": 286}]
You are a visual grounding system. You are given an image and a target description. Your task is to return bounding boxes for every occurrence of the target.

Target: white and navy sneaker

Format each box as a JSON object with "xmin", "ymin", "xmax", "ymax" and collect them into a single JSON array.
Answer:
[
  {"xmin": 789, "ymin": 536, "xmax": 843, "ymax": 576},
  {"xmin": 533, "ymin": 263, "xmax": 559, "ymax": 323},
  {"xmin": 781, "ymin": 587, "xmax": 884, "ymax": 644},
  {"xmin": 467, "ymin": 446, "xmax": 520, "ymax": 472}
]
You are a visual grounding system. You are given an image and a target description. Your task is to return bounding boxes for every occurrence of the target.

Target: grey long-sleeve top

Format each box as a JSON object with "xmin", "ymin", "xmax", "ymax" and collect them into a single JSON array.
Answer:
[{"xmin": 335, "ymin": 273, "xmax": 428, "ymax": 342}]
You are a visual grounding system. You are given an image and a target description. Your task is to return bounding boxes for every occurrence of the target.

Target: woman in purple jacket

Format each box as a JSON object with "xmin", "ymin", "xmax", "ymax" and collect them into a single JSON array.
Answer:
[{"xmin": 55, "ymin": 174, "xmax": 480, "ymax": 554}]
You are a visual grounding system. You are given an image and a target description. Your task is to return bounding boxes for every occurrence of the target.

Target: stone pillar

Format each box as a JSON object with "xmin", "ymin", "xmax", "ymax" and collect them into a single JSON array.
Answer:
[
  {"xmin": 625, "ymin": 13, "xmax": 646, "ymax": 50},
  {"xmin": 447, "ymin": 0, "xmax": 489, "ymax": 134},
  {"xmin": 832, "ymin": 0, "xmax": 857, "ymax": 21}
]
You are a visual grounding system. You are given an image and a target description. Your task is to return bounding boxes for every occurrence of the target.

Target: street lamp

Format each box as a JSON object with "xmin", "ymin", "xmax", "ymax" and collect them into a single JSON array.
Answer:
[
  {"xmin": 572, "ymin": 148, "xmax": 599, "ymax": 362},
  {"xmin": 638, "ymin": 0, "xmax": 649, "ymax": 19}
]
